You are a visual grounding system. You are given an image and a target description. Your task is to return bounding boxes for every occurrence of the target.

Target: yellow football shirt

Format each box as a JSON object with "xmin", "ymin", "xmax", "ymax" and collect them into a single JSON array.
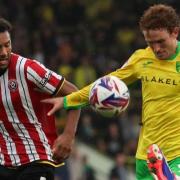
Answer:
[{"xmin": 64, "ymin": 42, "xmax": 180, "ymax": 161}]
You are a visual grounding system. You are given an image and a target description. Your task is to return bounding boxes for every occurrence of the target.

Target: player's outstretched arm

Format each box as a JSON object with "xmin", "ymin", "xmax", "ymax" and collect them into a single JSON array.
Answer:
[
  {"xmin": 42, "ymin": 83, "xmax": 91, "ymax": 116},
  {"xmin": 42, "ymin": 73, "xmax": 127, "ymax": 116}
]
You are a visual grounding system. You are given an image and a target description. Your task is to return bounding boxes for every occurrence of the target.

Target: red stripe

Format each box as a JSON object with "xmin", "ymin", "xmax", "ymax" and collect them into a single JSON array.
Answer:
[
  {"xmin": 2, "ymin": 121, "xmax": 30, "ymax": 164},
  {"xmin": 25, "ymin": 59, "xmax": 48, "ymax": 79},
  {"xmin": 10, "ymin": 56, "xmax": 48, "ymax": 160},
  {"xmin": 49, "ymin": 74, "xmax": 64, "ymax": 89}
]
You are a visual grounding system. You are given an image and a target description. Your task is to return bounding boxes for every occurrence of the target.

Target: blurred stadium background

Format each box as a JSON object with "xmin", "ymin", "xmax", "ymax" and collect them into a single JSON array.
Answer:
[{"xmin": 1, "ymin": 0, "xmax": 179, "ymax": 179}]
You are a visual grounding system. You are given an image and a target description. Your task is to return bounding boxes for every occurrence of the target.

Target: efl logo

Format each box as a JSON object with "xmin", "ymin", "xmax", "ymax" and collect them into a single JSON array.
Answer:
[{"xmin": 8, "ymin": 79, "xmax": 18, "ymax": 91}]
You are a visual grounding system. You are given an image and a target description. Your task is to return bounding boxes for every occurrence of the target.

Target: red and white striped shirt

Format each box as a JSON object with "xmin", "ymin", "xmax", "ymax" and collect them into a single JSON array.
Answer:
[{"xmin": 0, "ymin": 53, "xmax": 64, "ymax": 167}]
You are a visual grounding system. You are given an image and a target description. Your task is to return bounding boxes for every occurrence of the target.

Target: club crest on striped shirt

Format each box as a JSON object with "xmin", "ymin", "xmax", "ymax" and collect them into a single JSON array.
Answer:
[{"xmin": 8, "ymin": 79, "xmax": 18, "ymax": 91}]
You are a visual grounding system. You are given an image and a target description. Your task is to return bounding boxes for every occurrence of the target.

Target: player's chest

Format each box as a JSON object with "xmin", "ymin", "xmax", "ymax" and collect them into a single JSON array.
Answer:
[
  {"xmin": 140, "ymin": 60, "xmax": 180, "ymax": 83},
  {"xmin": 0, "ymin": 76, "xmax": 23, "ymax": 106},
  {"xmin": 139, "ymin": 60, "xmax": 180, "ymax": 94}
]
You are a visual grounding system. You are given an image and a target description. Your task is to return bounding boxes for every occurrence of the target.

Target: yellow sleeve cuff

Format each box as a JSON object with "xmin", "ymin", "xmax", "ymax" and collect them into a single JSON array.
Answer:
[{"xmin": 63, "ymin": 85, "xmax": 91, "ymax": 109}]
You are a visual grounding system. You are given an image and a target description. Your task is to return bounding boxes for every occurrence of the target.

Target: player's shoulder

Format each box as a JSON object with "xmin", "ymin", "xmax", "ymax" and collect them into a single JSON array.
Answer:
[
  {"xmin": 11, "ymin": 53, "xmax": 32, "ymax": 63},
  {"xmin": 132, "ymin": 47, "xmax": 154, "ymax": 59},
  {"xmin": 11, "ymin": 53, "xmax": 44, "ymax": 72},
  {"xmin": 10, "ymin": 53, "xmax": 23, "ymax": 61},
  {"xmin": 124, "ymin": 47, "xmax": 155, "ymax": 68}
]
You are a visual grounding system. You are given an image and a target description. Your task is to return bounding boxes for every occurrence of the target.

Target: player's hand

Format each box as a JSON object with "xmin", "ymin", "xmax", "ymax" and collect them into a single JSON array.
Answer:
[
  {"xmin": 41, "ymin": 97, "xmax": 64, "ymax": 116},
  {"xmin": 52, "ymin": 133, "xmax": 74, "ymax": 163}
]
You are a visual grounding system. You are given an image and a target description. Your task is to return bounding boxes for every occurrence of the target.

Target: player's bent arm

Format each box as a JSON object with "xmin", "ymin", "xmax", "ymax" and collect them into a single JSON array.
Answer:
[
  {"xmin": 52, "ymin": 80, "xmax": 81, "ymax": 162},
  {"xmin": 56, "ymin": 79, "xmax": 81, "ymax": 136}
]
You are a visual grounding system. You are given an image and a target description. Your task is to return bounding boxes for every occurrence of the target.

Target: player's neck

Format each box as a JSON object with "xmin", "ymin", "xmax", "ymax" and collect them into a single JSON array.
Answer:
[{"xmin": 166, "ymin": 40, "xmax": 180, "ymax": 60}]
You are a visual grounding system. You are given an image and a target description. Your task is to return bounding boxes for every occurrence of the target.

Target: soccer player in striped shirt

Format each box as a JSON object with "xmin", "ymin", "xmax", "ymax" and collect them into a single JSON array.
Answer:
[
  {"xmin": 0, "ymin": 18, "xmax": 80, "ymax": 180},
  {"xmin": 43, "ymin": 4, "xmax": 180, "ymax": 180}
]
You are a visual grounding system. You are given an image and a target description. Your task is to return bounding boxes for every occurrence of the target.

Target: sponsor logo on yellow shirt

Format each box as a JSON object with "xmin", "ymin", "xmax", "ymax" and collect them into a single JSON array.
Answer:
[{"xmin": 141, "ymin": 75, "xmax": 178, "ymax": 86}]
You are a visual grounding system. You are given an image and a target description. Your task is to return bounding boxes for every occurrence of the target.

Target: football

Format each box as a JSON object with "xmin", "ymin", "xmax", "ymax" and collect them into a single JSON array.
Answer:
[{"xmin": 89, "ymin": 76, "xmax": 130, "ymax": 117}]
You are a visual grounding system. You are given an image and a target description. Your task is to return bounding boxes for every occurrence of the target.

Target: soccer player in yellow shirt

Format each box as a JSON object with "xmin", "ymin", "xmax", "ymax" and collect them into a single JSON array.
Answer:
[{"xmin": 43, "ymin": 4, "xmax": 180, "ymax": 180}]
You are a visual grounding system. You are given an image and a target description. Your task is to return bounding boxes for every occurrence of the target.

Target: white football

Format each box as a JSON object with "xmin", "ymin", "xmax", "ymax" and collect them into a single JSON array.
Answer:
[{"xmin": 89, "ymin": 76, "xmax": 130, "ymax": 117}]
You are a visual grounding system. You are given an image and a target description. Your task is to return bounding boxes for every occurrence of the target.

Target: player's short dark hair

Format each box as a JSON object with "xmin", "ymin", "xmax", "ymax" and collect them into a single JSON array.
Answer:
[
  {"xmin": 139, "ymin": 4, "xmax": 180, "ymax": 32},
  {"xmin": 0, "ymin": 18, "xmax": 12, "ymax": 33}
]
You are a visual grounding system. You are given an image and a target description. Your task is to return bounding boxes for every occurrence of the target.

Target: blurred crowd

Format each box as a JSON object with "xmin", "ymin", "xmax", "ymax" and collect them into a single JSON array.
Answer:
[{"xmin": 1, "ymin": 0, "xmax": 180, "ymax": 179}]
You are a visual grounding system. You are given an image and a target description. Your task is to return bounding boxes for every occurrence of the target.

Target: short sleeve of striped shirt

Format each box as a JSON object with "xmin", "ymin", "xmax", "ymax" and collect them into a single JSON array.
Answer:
[{"xmin": 26, "ymin": 60, "xmax": 64, "ymax": 95}]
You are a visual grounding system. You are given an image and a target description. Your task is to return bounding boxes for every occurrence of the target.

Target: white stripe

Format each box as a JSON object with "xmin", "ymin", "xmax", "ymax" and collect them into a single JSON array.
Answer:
[
  {"xmin": 44, "ymin": 82, "xmax": 57, "ymax": 94},
  {"xmin": 0, "ymin": 121, "xmax": 5, "ymax": 165},
  {"xmin": 17, "ymin": 57, "xmax": 52, "ymax": 160},
  {"xmin": 51, "ymin": 71, "xmax": 63, "ymax": 80},
  {"xmin": 27, "ymin": 66, "xmax": 44, "ymax": 87},
  {"xmin": 1, "ymin": 75, "xmax": 21, "ymax": 165},
  {"xmin": 27, "ymin": 67, "xmax": 56, "ymax": 94},
  {"xmin": 16, "ymin": 57, "xmax": 40, "ymax": 161},
  {"xmin": 0, "ymin": 123, "xmax": 18, "ymax": 165}
]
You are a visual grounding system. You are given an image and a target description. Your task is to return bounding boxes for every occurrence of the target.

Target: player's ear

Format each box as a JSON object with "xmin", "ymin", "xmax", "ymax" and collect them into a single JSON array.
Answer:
[{"xmin": 170, "ymin": 27, "xmax": 179, "ymax": 38}]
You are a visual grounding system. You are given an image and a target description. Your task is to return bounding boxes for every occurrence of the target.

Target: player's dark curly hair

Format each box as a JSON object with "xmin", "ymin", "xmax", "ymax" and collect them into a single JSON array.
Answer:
[
  {"xmin": 139, "ymin": 4, "xmax": 180, "ymax": 33},
  {"xmin": 0, "ymin": 18, "xmax": 12, "ymax": 33}
]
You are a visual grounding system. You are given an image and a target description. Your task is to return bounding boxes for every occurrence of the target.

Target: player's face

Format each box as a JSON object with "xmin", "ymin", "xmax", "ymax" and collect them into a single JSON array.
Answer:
[
  {"xmin": 143, "ymin": 28, "xmax": 179, "ymax": 60},
  {"xmin": 0, "ymin": 31, "xmax": 12, "ymax": 70}
]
